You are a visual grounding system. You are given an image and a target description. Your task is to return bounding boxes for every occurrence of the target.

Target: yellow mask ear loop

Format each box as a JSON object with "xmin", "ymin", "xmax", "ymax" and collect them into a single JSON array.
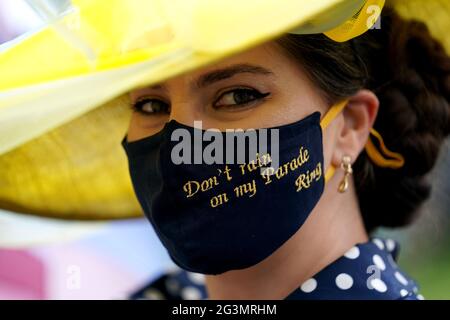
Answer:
[
  {"xmin": 365, "ymin": 128, "xmax": 405, "ymax": 168},
  {"xmin": 320, "ymin": 100, "xmax": 348, "ymax": 131},
  {"xmin": 324, "ymin": 164, "xmax": 336, "ymax": 183},
  {"xmin": 319, "ymin": 99, "xmax": 405, "ymax": 183}
]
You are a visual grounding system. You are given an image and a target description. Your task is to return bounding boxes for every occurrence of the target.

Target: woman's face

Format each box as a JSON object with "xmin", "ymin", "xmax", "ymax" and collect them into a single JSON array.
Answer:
[
  {"xmin": 124, "ymin": 40, "xmax": 378, "ymax": 281},
  {"xmin": 127, "ymin": 42, "xmax": 329, "ymax": 141}
]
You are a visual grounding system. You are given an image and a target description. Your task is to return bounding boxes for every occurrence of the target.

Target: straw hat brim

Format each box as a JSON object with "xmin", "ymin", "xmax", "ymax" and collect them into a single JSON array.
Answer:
[{"xmin": 0, "ymin": 0, "xmax": 448, "ymax": 220}]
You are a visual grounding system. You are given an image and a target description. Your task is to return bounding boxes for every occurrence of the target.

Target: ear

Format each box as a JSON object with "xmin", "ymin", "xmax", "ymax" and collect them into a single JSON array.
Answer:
[{"xmin": 331, "ymin": 90, "xmax": 379, "ymax": 166}]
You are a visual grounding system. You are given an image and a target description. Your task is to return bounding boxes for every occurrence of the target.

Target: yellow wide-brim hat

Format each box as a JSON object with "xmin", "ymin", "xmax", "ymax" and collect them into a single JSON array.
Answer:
[{"xmin": 0, "ymin": 0, "xmax": 448, "ymax": 220}]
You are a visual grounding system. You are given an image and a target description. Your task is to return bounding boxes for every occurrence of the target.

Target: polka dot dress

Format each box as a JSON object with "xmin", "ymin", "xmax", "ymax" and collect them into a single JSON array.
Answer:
[
  {"xmin": 130, "ymin": 237, "xmax": 424, "ymax": 300},
  {"xmin": 286, "ymin": 238, "xmax": 423, "ymax": 300},
  {"xmin": 130, "ymin": 269, "xmax": 207, "ymax": 300}
]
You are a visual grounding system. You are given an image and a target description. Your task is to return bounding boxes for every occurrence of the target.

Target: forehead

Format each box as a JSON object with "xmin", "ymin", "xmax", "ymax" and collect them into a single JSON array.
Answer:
[{"xmin": 167, "ymin": 41, "xmax": 291, "ymax": 85}]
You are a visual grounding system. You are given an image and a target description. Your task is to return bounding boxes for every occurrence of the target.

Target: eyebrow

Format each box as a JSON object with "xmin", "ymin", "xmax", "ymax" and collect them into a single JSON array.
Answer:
[
  {"xmin": 146, "ymin": 63, "xmax": 274, "ymax": 91},
  {"xmin": 148, "ymin": 84, "xmax": 165, "ymax": 90},
  {"xmin": 196, "ymin": 63, "xmax": 274, "ymax": 88}
]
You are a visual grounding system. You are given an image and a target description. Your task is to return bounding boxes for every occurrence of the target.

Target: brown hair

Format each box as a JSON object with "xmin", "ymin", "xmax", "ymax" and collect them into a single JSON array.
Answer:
[{"xmin": 275, "ymin": 7, "xmax": 450, "ymax": 232}]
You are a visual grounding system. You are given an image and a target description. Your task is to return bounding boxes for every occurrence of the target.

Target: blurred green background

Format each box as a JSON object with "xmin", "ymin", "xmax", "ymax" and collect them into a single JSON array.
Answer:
[{"xmin": 380, "ymin": 141, "xmax": 450, "ymax": 300}]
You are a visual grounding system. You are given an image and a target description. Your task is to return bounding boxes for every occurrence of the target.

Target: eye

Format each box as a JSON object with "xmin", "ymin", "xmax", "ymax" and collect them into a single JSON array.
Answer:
[
  {"xmin": 132, "ymin": 98, "xmax": 170, "ymax": 115},
  {"xmin": 214, "ymin": 88, "xmax": 270, "ymax": 109}
]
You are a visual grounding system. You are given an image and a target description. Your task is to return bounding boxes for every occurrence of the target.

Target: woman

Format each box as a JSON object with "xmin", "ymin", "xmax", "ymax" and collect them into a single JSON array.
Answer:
[{"xmin": 122, "ymin": 5, "xmax": 450, "ymax": 300}]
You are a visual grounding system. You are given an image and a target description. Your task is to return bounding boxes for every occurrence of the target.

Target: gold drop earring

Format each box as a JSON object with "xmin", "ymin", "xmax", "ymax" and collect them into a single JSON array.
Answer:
[{"xmin": 338, "ymin": 155, "xmax": 353, "ymax": 193}]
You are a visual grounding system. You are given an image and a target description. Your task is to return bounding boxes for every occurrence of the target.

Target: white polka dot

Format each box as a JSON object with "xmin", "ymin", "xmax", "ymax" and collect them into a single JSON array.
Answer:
[
  {"xmin": 300, "ymin": 278, "xmax": 317, "ymax": 293},
  {"xmin": 395, "ymin": 271, "xmax": 408, "ymax": 286},
  {"xmin": 417, "ymin": 294, "xmax": 425, "ymax": 300},
  {"xmin": 372, "ymin": 238, "xmax": 385, "ymax": 250},
  {"xmin": 413, "ymin": 286, "xmax": 419, "ymax": 293},
  {"xmin": 335, "ymin": 273, "xmax": 353, "ymax": 290},
  {"xmin": 187, "ymin": 272, "xmax": 205, "ymax": 285},
  {"xmin": 181, "ymin": 286, "xmax": 202, "ymax": 300},
  {"xmin": 386, "ymin": 239, "xmax": 396, "ymax": 252},
  {"xmin": 370, "ymin": 278, "xmax": 387, "ymax": 293},
  {"xmin": 400, "ymin": 289, "xmax": 408, "ymax": 297},
  {"xmin": 344, "ymin": 246, "xmax": 360, "ymax": 259},
  {"xmin": 372, "ymin": 254, "xmax": 386, "ymax": 271},
  {"xmin": 143, "ymin": 288, "xmax": 165, "ymax": 300}
]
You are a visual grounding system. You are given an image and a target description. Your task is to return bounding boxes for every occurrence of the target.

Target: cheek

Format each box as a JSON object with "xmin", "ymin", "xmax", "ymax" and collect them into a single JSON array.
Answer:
[
  {"xmin": 245, "ymin": 90, "xmax": 326, "ymax": 129},
  {"xmin": 255, "ymin": 71, "xmax": 328, "ymax": 128},
  {"xmin": 321, "ymin": 120, "xmax": 339, "ymax": 169},
  {"xmin": 126, "ymin": 113, "xmax": 168, "ymax": 142}
]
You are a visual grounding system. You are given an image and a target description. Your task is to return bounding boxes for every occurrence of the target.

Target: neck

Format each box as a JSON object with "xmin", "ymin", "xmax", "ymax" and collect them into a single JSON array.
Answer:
[{"xmin": 204, "ymin": 180, "xmax": 369, "ymax": 299}]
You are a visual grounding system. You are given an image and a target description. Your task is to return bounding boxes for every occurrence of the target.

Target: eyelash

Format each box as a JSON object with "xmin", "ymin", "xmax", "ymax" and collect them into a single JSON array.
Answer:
[
  {"xmin": 131, "ymin": 88, "xmax": 270, "ymax": 115},
  {"xmin": 131, "ymin": 98, "xmax": 170, "ymax": 115},
  {"xmin": 213, "ymin": 88, "xmax": 270, "ymax": 110}
]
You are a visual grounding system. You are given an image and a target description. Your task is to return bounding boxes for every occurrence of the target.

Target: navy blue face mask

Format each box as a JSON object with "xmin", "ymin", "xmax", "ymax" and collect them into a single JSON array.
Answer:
[{"xmin": 122, "ymin": 104, "xmax": 343, "ymax": 275}]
